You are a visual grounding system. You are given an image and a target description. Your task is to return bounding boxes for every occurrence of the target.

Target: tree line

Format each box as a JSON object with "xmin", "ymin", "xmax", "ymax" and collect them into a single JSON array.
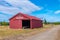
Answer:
[
  {"xmin": 0, "ymin": 21, "xmax": 9, "ymax": 26},
  {"xmin": 43, "ymin": 19, "xmax": 60, "ymax": 25}
]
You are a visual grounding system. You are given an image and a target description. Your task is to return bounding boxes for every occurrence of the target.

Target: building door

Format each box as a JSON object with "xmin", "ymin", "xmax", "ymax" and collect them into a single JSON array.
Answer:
[{"xmin": 22, "ymin": 20, "xmax": 30, "ymax": 29}]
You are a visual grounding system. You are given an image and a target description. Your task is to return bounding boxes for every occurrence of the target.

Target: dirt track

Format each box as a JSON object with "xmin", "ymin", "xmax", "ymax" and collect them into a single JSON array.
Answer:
[{"xmin": 24, "ymin": 25, "xmax": 60, "ymax": 40}]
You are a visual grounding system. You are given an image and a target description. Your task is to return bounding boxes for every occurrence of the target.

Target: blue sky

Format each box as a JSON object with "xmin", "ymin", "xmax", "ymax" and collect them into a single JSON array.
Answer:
[{"xmin": 0, "ymin": 0, "xmax": 60, "ymax": 22}]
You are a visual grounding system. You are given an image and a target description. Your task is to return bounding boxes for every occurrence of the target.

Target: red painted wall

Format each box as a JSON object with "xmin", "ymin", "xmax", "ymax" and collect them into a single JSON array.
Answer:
[
  {"xmin": 9, "ymin": 15, "xmax": 22, "ymax": 29},
  {"xmin": 10, "ymin": 19, "xmax": 22, "ymax": 29},
  {"xmin": 31, "ymin": 20, "xmax": 43, "ymax": 29}
]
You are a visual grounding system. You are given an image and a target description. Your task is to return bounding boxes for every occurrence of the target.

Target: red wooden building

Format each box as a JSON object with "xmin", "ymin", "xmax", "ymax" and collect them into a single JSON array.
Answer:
[{"xmin": 9, "ymin": 13, "xmax": 43, "ymax": 29}]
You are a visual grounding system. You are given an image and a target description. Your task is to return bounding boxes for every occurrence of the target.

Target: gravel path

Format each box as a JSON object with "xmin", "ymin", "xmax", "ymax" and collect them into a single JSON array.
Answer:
[{"xmin": 25, "ymin": 26, "xmax": 60, "ymax": 40}]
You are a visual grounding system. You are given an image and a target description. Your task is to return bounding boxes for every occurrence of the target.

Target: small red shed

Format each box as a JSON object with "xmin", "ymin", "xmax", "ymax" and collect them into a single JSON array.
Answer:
[{"xmin": 9, "ymin": 13, "xmax": 43, "ymax": 29}]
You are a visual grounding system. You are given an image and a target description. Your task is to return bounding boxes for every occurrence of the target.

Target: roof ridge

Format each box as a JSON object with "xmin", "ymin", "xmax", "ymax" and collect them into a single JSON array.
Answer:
[{"xmin": 9, "ymin": 12, "xmax": 41, "ymax": 20}]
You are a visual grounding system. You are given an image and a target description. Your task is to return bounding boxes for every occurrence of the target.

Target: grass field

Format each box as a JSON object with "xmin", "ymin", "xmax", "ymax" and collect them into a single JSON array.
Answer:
[{"xmin": 0, "ymin": 24, "xmax": 55, "ymax": 38}]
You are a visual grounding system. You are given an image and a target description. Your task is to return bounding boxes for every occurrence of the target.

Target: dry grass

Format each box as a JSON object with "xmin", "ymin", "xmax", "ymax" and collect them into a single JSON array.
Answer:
[{"xmin": 0, "ymin": 25, "xmax": 54, "ymax": 38}]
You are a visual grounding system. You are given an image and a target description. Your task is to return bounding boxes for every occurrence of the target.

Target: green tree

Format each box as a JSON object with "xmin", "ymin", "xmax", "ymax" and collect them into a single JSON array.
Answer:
[
  {"xmin": 44, "ymin": 19, "xmax": 47, "ymax": 24},
  {"xmin": 1, "ymin": 21, "xmax": 9, "ymax": 26}
]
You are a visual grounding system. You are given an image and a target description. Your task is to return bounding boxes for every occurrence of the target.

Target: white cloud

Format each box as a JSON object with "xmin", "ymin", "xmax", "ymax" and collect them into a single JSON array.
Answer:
[
  {"xmin": 0, "ymin": 0, "xmax": 42, "ymax": 21},
  {"xmin": 4, "ymin": 0, "xmax": 42, "ymax": 13},
  {"xmin": 0, "ymin": 5, "xmax": 21, "ymax": 15},
  {"xmin": 0, "ymin": 0, "xmax": 42, "ymax": 14},
  {"xmin": 54, "ymin": 10, "xmax": 60, "ymax": 14}
]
